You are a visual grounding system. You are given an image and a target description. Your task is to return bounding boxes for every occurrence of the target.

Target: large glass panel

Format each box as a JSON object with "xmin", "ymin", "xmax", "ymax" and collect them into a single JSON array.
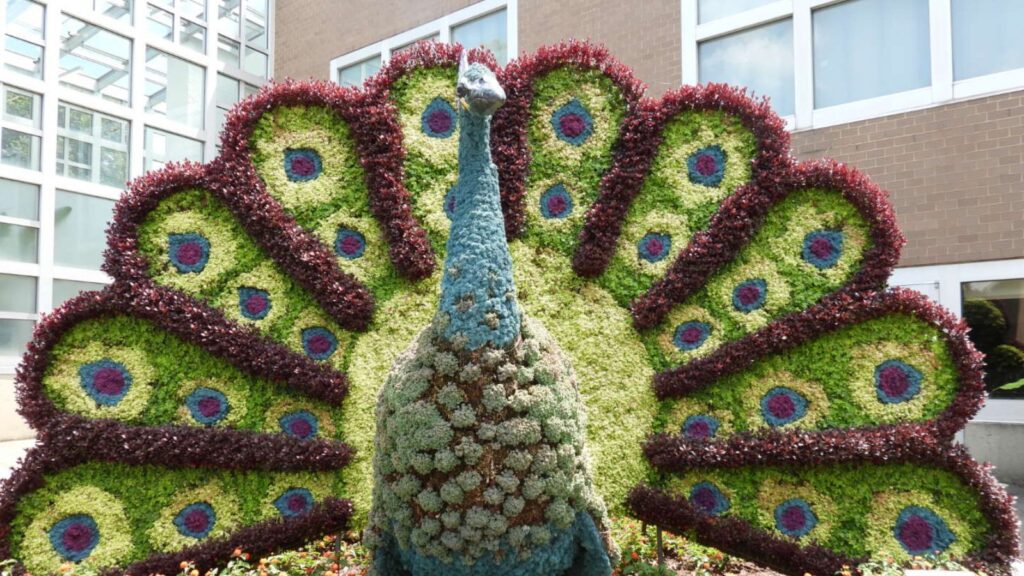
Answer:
[
  {"xmin": 217, "ymin": 0, "xmax": 241, "ymax": 37},
  {"xmin": 0, "ymin": 319, "xmax": 33, "ymax": 357},
  {"xmin": 4, "ymin": 86, "xmax": 40, "ymax": 129},
  {"xmin": 0, "ymin": 222, "xmax": 36, "ymax": 262},
  {"xmin": 394, "ymin": 34, "xmax": 441, "ymax": 56},
  {"xmin": 699, "ymin": 19, "xmax": 794, "ymax": 116},
  {"xmin": 146, "ymin": 4, "xmax": 175, "ymax": 42},
  {"xmin": 145, "ymin": 49, "xmax": 205, "ymax": 129},
  {"xmin": 4, "ymin": 35, "xmax": 43, "ymax": 79},
  {"xmin": 813, "ymin": 0, "xmax": 930, "ymax": 109},
  {"xmin": 94, "ymin": 0, "xmax": 132, "ymax": 23},
  {"xmin": 59, "ymin": 16, "xmax": 132, "ymax": 106},
  {"xmin": 56, "ymin": 103, "xmax": 130, "ymax": 188},
  {"xmin": 217, "ymin": 34, "xmax": 240, "ymax": 67},
  {"xmin": 181, "ymin": 0, "xmax": 206, "ymax": 21},
  {"xmin": 699, "ymin": 0, "xmax": 776, "ymax": 23},
  {"xmin": 0, "ymin": 178, "xmax": 38, "ymax": 220},
  {"xmin": 952, "ymin": 0, "xmax": 1024, "ymax": 81},
  {"xmin": 963, "ymin": 279, "xmax": 1024, "ymax": 398},
  {"xmin": 145, "ymin": 127, "xmax": 203, "ymax": 170},
  {"xmin": 5, "ymin": 0, "xmax": 44, "ymax": 41},
  {"xmin": 0, "ymin": 273, "xmax": 35, "ymax": 313},
  {"xmin": 1, "ymin": 128, "xmax": 40, "ymax": 169},
  {"xmin": 243, "ymin": 48, "xmax": 267, "ymax": 77},
  {"xmin": 180, "ymin": 18, "xmax": 207, "ymax": 52},
  {"xmin": 53, "ymin": 279, "xmax": 107, "ymax": 308},
  {"xmin": 244, "ymin": 0, "xmax": 268, "ymax": 50},
  {"xmin": 338, "ymin": 55, "xmax": 381, "ymax": 88},
  {"xmin": 54, "ymin": 190, "xmax": 115, "ymax": 269},
  {"xmin": 451, "ymin": 9, "xmax": 507, "ymax": 64}
]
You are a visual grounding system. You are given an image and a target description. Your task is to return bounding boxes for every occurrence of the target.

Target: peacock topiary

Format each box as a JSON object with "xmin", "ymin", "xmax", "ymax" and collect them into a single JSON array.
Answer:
[{"xmin": 0, "ymin": 41, "xmax": 1017, "ymax": 576}]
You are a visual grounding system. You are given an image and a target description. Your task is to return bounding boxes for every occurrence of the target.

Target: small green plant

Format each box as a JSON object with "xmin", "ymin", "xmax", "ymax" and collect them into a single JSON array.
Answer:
[{"xmin": 847, "ymin": 553, "xmax": 981, "ymax": 576}]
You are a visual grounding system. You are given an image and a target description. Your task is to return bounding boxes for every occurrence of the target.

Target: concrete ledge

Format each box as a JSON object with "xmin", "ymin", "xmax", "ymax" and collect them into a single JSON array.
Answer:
[
  {"xmin": 0, "ymin": 374, "xmax": 33, "ymax": 442},
  {"xmin": 965, "ymin": 421, "xmax": 1024, "ymax": 484}
]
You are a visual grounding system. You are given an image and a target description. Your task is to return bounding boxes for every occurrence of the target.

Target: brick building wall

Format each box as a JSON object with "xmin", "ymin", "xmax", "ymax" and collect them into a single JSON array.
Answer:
[{"xmin": 274, "ymin": 0, "xmax": 1023, "ymax": 269}]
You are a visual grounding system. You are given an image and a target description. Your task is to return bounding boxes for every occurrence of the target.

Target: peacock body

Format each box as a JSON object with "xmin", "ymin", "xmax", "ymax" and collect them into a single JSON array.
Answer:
[{"xmin": 0, "ymin": 41, "xmax": 1017, "ymax": 576}]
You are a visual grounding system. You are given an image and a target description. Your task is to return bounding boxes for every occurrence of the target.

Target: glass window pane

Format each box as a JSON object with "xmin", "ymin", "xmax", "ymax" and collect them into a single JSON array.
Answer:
[
  {"xmin": 3, "ymin": 88, "xmax": 40, "ymax": 129},
  {"xmin": 146, "ymin": 4, "xmax": 174, "ymax": 42},
  {"xmin": 0, "ymin": 273, "xmax": 35, "ymax": 312},
  {"xmin": 180, "ymin": 19, "xmax": 206, "ymax": 52},
  {"xmin": 59, "ymin": 16, "xmax": 132, "ymax": 106},
  {"xmin": 145, "ymin": 49, "xmax": 206, "ymax": 129},
  {"xmin": 54, "ymin": 191, "xmax": 115, "ymax": 269},
  {"xmin": 963, "ymin": 279, "xmax": 1024, "ymax": 398},
  {"xmin": 145, "ymin": 127, "xmax": 203, "ymax": 170},
  {"xmin": 699, "ymin": 0, "xmax": 776, "ymax": 23},
  {"xmin": 699, "ymin": 19, "xmax": 794, "ymax": 116},
  {"xmin": 218, "ymin": 0, "xmax": 241, "ymax": 37},
  {"xmin": 94, "ymin": 0, "xmax": 132, "ymax": 23},
  {"xmin": 0, "ymin": 319, "xmax": 34, "ymax": 357},
  {"xmin": 0, "ymin": 222, "xmax": 37, "ymax": 262},
  {"xmin": 813, "ymin": 0, "xmax": 930, "ymax": 109},
  {"xmin": 338, "ymin": 55, "xmax": 380, "ymax": 88},
  {"xmin": 451, "ymin": 9, "xmax": 507, "ymax": 64},
  {"xmin": 56, "ymin": 103, "xmax": 130, "ymax": 188},
  {"xmin": 244, "ymin": 0, "xmax": 268, "ymax": 50},
  {"xmin": 53, "ymin": 279, "xmax": 106, "ymax": 308},
  {"xmin": 217, "ymin": 35, "xmax": 240, "ymax": 67},
  {"xmin": 1, "ymin": 128, "xmax": 40, "ymax": 170},
  {"xmin": 394, "ymin": 34, "xmax": 441, "ymax": 56},
  {"xmin": 243, "ymin": 48, "xmax": 267, "ymax": 77},
  {"xmin": 241, "ymin": 83, "xmax": 259, "ymax": 98},
  {"xmin": 0, "ymin": 178, "xmax": 38, "ymax": 220},
  {"xmin": 952, "ymin": 0, "xmax": 1024, "ymax": 81},
  {"xmin": 5, "ymin": 0, "xmax": 44, "ymax": 41},
  {"xmin": 216, "ymin": 73, "xmax": 239, "ymax": 108},
  {"xmin": 182, "ymin": 0, "xmax": 206, "ymax": 21},
  {"xmin": 4, "ymin": 35, "xmax": 43, "ymax": 79}
]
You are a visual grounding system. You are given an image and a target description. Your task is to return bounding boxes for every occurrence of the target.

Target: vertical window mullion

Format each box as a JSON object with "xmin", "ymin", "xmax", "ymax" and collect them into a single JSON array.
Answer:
[
  {"xmin": 792, "ymin": 0, "xmax": 813, "ymax": 129},
  {"xmin": 36, "ymin": 0, "xmax": 59, "ymax": 314},
  {"xmin": 681, "ymin": 0, "xmax": 698, "ymax": 85},
  {"xmin": 929, "ymin": 0, "xmax": 953, "ymax": 103}
]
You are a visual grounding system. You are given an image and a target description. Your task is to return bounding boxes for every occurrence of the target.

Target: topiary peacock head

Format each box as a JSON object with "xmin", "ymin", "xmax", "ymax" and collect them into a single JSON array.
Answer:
[{"xmin": 0, "ymin": 41, "xmax": 1018, "ymax": 576}]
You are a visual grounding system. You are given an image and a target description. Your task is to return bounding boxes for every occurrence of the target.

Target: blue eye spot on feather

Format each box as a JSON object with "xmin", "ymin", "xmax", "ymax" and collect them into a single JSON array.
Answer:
[
  {"xmin": 173, "ymin": 502, "xmax": 217, "ymax": 539},
  {"xmin": 334, "ymin": 228, "xmax": 366, "ymax": 260},
  {"xmin": 279, "ymin": 410, "xmax": 319, "ymax": 439},
  {"xmin": 539, "ymin": 184, "xmax": 574, "ymax": 219},
  {"xmin": 689, "ymin": 481, "xmax": 730, "ymax": 516},
  {"xmin": 301, "ymin": 327, "xmax": 339, "ymax": 361},
  {"xmin": 682, "ymin": 415, "xmax": 719, "ymax": 439},
  {"xmin": 802, "ymin": 230, "xmax": 845, "ymax": 269},
  {"xmin": 168, "ymin": 233, "xmax": 211, "ymax": 274},
  {"xmin": 49, "ymin": 515, "xmax": 100, "ymax": 562},
  {"xmin": 774, "ymin": 498, "xmax": 819, "ymax": 538},
  {"xmin": 274, "ymin": 488, "xmax": 315, "ymax": 518},
  {"xmin": 672, "ymin": 321, "xmax": 711, "ymax": 351},
  {"xmin": 760, "ymin": 386, "xmax": 808, "ymax": 427},
  {"xmin": 283, "ymin": 148, "xmax": 322, "ymax": 182},
  {"xmin": 79, "ymin": 359, "xmax": 132, "ymax": 406},
  {"xmin": 185, "ymin": 387, "xmax": 230, "ymax": 425},
  {"xmin": 551, "ymin": 99, "xmax": 594, "ymax": 146},
  {"xmin": 638, "ymin": 232, "xmax": 672, "ymax": 263},
  {"xmin": 894, "ymin": 506, "xmax": 956, "ymax": 555},
  {"xmin": 237, "ymin": 287, "xmax": 272, "ymax": 320},
  {"xmin": 421, "ymin": 97, "xmax": 457, "ymax": 138},
  {"xmin": 732, "ymin": 278, "xmax": 768, "ymax": 313},
  {"xmin": 874, "ymin": 360, "xmax": 923, "ymax": 404},
  {"xmin": 687, "ymin": 145, "xmax": 727, "ymax": 187}
]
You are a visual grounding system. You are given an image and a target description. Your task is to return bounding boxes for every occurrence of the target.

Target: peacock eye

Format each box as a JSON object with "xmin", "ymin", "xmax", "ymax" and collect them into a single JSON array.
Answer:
[
  {"xmin": 802, "ymin": 230, "xmax": 844, "ymax": 269},
  {"xmin": 283, "ymin": 148, "xmax": 322, "ymax": 182},
  {"xmin": 686, "ymin": 145, "xmax": 727, "ymax": 187},
  {"xmin": 774, "ymin": 498, "xmax": 818, "ymax": 538},
  {"xmin": 48, "ymin": 515, "xmax": 101, "ymax": 562},
  {"xmin": 237, "ymin": 287, "xmax": 272, "ymax": 320},
  {"xmin": 759, "ymin": 386, "xmax": 808, "ymax": 427},
  {"xmin": 539, "ymin": 183, "xmax": 574, "ymax": 219},
  {"xmin": 172, "ymin": 502, "xmax": 217, "ymax": 539},
  {"xmin": 893, "ymin": 506, "xmax": 956, "ymax": 555},
  {"xmin": 874, "ymin": 360, "xmax": 923, "ymax": 404},
  {"xmin": 731, "ymin": 278, "xmax": 768, "ymax": 313},
  {"xmin": 79, "ymin": 359, "xmax": 132, "ymax": 406},
  {"xmin": 637, "ymin": 232, "xmax": 672, "ymax": 263},
  {"xmin": 168, "ymin": 232, "xmax": 211, "ymax": 274},
  {"xmin": 550, "ymin": 98, "xmax": 594, "ymax": 146},
  {"xmin": 185, "ymin": 387, "xmax": 231, "ymax": 425},
  {"xmin": 421, "ymin": 97, "xmax": 457, "ymax": 138},
  {"xmin": 273, "ymin": 488, "xmax": 315, "ymax": 518},
  {"xmin": 301, "ymin": 326, "xmax": 339, "ymax": 361},
  {"xmin": 334, "ymin": 227, "xmax": 366, "ymax": 260}
]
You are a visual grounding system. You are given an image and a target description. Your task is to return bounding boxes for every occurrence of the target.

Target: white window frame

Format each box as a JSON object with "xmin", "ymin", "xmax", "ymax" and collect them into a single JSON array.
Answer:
[
  {"xmin": 682, "ymin": 0, "xmax": 1024, "ymax": 131},
  {"xmin": 891, "ymin": 258, "xmax": 1024, "ymax": 421},
  {"xmin": 329, "ymin": 0, "xmax": 518, "ymax": 85},
  {"xmin": 0, "ymin": 0, "xmax": 275, "ymax": 373}
]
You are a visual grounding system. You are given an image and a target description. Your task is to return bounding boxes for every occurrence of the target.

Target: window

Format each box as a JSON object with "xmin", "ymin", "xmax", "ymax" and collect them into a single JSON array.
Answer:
[
  {"xmin": 56, "ymin": 103, "xmax": 130, "ymax": 188},
  {"xmin": 54, "ymin": 190, "xmax": 115, "ymax": 270},
  {"xmin": 1, "ymin": 86, "xmax": 42, "ymax": 171},
  {"xmin": 952, "ymin": 0, "xmax": 1024, "ymax": 81},
  {"xmin": 330, "ymin": 1, "xmax": 515, "ymax": 87},
  {"xmin": 218, "ymin": 34, "xmax": 240, "ymax": 67},
  {"xmin": 145, "ymin": 48, "xmax": 206, "ymax": 129},
  {"xmin": 963, "ymin": 279, "xmax": 1024, "ymax": 398},
  {"xmin": 217, "ymin": 0, "xmax": 241, "ymax": 37},
  {"xmin": 4, "ymin": 0, "xmax": 44, "ymax": 79},
  {"xmin": 0, "ymin": 273, "xmax": 35, "ymax": 357},
  {"xmin": 59, "ymin": 16, "xmax": 132, "ymax": 106},
  {"xmin": 93, "ymin": 0, "xmax": 133, "ymax": 23},
  {"xmin": 146, "ymin": 1, "xmax": 208, "ymax": 54},
  {"xmin": 338, "ymin": 56, "xmax": 381, "ymax": 88},
  {"xmin": 214, "ymin": 73, "xmax": 258, "ymax": 135},
  {"xmin": 812, "ymin": 0, "xmax": 930, "ymax": 109},
  {"xmin": 146, "ymin": 4, "xmax": 175, "ymax": 42},
  {"xmin": 684, "ymin": 0, "xmax": 1024, "ymax": 129},
  {"xmin": 145, "ymin": 126, "xmax": 203, "ymax": 169},
  {"xmin": 215, "ymin": 0, "xmax": 268, "ymax": 78},
  {"xmin": 0, "ymin": 178, "xmax": 39, "ymax": 264},
  {"xmin": 53, "ymin": 280, "xmax": 107, "ymax": 308},
  {"xmin": 698, "ymin": 19, "xmax": 794, "ymax": 116}
]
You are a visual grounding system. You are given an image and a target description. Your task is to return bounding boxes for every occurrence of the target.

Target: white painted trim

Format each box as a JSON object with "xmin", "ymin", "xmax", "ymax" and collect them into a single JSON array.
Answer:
[
  {"xmin": 683, "ymin": 0, "xmax": 1024, "ymax": 132},
  {"xmin": 329, "ymin": 0, "xmax": 517, "ymax": 84}
]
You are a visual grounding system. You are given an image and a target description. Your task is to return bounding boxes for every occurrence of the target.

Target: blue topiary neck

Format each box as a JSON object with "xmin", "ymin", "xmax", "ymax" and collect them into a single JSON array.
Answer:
[{"xmin": 436, "ymin": 106, "xmax": 520, "ymax": 350}]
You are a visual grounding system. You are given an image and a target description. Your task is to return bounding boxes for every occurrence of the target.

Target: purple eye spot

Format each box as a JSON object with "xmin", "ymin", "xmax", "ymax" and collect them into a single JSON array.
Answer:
[
  {"xmin": 78, "ymin": 359, "xmax": 132, "ymax": 406},
  {"xmin": 185, "ymin": 387, "xmax": 230, "ymax": 425},
  {"xmin": 638, "ymin": 232, "xmax": 672, "ymax": 263},
  {"xmin": 173, "ymin": 502, "xmax": 217, "ymax": 539},
  {"xmin": 421, "ymin": 98, "xmax": 457, "ymax": 138},
  {"xmin": 672, "ymin": 321, "xmax": 711, "ymax": 351},
  {"xmin": 49, "ymin": 515, "xmax": 100, "ymax": 562},
  {"xmin": 682, "ymin": 415, "xmax": 720, "ymax": 440},
  {"xmin": 168, "ymin": 233, "xmax": 211, "ymax": 273},
  {"xmin": 687, "ymin": 145, "xmax": 727, "ymax": 187},
  {"xmin": 774, "ymin": 498, "xmax": 818, "ymax": 538},
  {"xmin": 894, "ymin": 506, "xmax": 956, "ymax": 555},
  {"xmin": 279, "ymin": 410, "xmax": 319, "ymax": 439},
  {"xmin": 874, "ymin": 360, "xmax": 923, "ymax": 404},
  {"xmin": 284, "ymin": 149, "xmax": 322, "ymax": 182},
  {"xmin": 551, "ymin": 99, "xmax": 594, "ymax": 146},
  {"xmin": 274, "ymin": 488, "xmax": 315, "ymax": 518},
  {"xmin": 334, "ymin": 228, "xmax": 366, "ymax": 260},
  {"xmin": 301, "ymin": 327, "xmax": 339, "ymax": 361},
  {"xmin": 238, "ymin": 287, "xmax": 271, "ymax": 320},
  {"xmin": 689, "ymin": 481, "xmax": 730, "ymax": 516},
  {"xmin": 732, "ymin": 279, "xmax": 768, "ymax": 313},
  {"xmin": 802, "ymin": 230, "xmax": 845, "ymax": 269},
  {"xmin": 539, "ymin": 184, "xmax": 574, "ymax": 219},
  {"xmin": 760, "ymin": 387, "xmax": 808, "ymax": 427}
]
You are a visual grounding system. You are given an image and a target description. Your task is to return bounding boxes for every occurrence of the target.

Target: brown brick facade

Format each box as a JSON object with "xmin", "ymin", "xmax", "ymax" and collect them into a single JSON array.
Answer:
[{"xmin": 274, "ymin": 0, "xmax": 1023, "ymax": 268}]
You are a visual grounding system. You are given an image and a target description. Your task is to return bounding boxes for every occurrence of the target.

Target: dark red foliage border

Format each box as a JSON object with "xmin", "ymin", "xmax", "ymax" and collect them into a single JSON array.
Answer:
[
  {"xmin": 219, "ymin": 78, "xmax": 437, "ymax": 281},
  {"xmin": 495, "ymin": 40, "xmax": 647, "ymax": 239},
  {"xmin": 105, "ymin": 159, "xmax": 374, "ymax": 331},
  {"xmin": 631, "ymin": 160, "xmax": 905, "ymax": 330},
  {"xmin": 573, "ymin": 81, "xmax": 792, "ymax": 277},
  {"xmin": 653, "ymin": 288, "xmax": 986, "ymax": 440},
  {"xmin": 630, "ymin": 441, "xmax": 1019, "ymax": 576},
  {"xmin": 0, "ymin": 445, "xmax": 352, "ymax": 576}
]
